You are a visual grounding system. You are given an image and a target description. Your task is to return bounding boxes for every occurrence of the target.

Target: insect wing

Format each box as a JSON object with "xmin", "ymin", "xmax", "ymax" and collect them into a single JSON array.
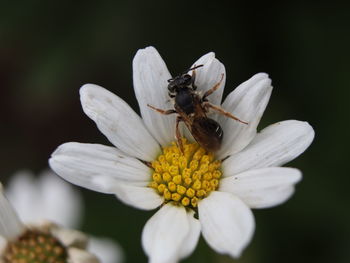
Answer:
[{"xmin": 191, "ymin": 117, "xmax": 223, "ymax": 152}]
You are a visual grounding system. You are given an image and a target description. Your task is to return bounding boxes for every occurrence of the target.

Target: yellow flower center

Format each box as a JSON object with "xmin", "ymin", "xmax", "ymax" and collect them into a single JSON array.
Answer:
[
  {"xmin": 149, "ymin": 138, "xmax": 222, "ymax": 209},
  {"xmin": 2, "ymin": 228, "xmax": 67, "ymax": 263}
]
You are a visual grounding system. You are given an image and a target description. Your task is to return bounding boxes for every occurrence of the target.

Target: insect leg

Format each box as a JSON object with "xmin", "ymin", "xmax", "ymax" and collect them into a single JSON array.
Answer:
[
  {"xmin": 205, "ymin": 102, "xmax": 248, "ymax": 125},
  {"xmin": 202, "ymin": 73, "xmax": 224, "ymax": 101},
  {"xmin": 147, "ymin": 104, "xmax": 177, "ymax": 115},
  {"xmin": 175, "ymin": 116, "xmax": 184, "ymax": 153}
]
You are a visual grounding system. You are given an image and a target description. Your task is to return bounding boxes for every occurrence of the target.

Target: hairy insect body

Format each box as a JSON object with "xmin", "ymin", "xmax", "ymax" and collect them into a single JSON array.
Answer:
[
  {"xmin": 147, "ymin": 64, "xmax": 247, "ymax": 153},
  {"xmin": 191, "ymin": 117, "xmax": 223, "ymax": 152},
  {"xmin": 175, "ymin": 88, "xmax": 223, "ymax": 152},
  {"xmin": 175, "ymin": 88, "xmax": 194, "ymax": 115}
]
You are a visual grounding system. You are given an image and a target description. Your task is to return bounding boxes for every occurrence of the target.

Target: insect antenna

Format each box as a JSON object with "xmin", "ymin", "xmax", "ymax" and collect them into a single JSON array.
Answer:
[{"xmin": 185, "ymin": 64, "xmax": 204, "ymax": 74}]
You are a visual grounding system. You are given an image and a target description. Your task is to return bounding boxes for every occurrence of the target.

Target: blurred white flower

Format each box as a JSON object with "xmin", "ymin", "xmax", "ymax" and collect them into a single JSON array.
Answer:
[
  {"xmin": 5, "ymin": 170, "xmax": 123, "ymax": 263},
  {"xmin": 0, "ymin": 182, "xmax": 99, "ymax": 263},
  {"xmin": 88, "ymin": 238, "xmax": 123, "ymax": 263},
  {"xmin": 6, "ymin": 170, "xmax": 82, "ymax": 228},
  {"xmin": 49, "ymin": 46, "xmax": 315, "ymax": 262}
]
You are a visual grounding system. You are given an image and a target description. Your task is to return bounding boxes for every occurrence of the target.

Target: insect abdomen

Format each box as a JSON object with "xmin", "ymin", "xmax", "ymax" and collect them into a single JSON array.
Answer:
[{"xmin": 191, "ymin": 117, "xmax": 223, "ymax": 152}]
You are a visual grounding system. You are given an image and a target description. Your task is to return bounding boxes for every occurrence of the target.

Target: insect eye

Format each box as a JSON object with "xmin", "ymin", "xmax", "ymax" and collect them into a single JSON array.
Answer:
[
  {"xmin": 183, "ymin": 74, "xmax": 192, "ymax": 84},
  {"xmin": 184, "ymin": 74, "xmax": 191, "ymax": 80}
]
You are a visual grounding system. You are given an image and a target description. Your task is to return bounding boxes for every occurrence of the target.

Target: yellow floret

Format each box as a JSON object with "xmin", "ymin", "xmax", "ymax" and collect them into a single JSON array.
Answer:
[{"xmin": 149, "ymin": 139, "xmax": 222, "ymax": 209}]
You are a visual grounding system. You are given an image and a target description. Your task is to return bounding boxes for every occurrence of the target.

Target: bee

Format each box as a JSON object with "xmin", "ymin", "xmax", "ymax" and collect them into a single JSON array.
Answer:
[{"xmin": 147, "ymin": 65, "xmax": 247, "ymax": 152}]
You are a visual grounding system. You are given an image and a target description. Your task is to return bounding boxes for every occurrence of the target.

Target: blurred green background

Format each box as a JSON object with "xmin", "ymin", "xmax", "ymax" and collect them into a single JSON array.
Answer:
[{"xmin": 0, "ymin": 1, "xmax": 349, "ymax": 262}]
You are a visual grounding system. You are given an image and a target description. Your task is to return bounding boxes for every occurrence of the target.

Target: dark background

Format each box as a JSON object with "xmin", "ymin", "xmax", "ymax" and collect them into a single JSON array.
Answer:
[{"xmin": 0, "ymin": 1, "xmax": 349, "ymax": 262}]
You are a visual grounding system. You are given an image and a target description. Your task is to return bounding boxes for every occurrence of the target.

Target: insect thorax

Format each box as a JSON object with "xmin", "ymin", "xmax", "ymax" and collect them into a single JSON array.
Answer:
[{"xmin": 175, "ymin": 88, "xmax": 195, "ymax": 115}]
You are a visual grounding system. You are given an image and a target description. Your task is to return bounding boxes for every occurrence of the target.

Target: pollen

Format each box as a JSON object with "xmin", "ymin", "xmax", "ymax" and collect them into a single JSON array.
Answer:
[
  {"xmin": 149, "ymin": 138, "xmax": 222, "ymax": 209},
  {"xmin": 2, "ymin": 229, "xmax": 68, "ymax": 263}
]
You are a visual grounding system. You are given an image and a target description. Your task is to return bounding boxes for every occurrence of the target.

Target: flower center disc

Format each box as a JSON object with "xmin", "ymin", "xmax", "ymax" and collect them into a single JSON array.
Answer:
[
  {"xmin": 2, "ymin": 229, "xmax": 68, "ymax": 263},
  {"xmin": 149, "ymin": 138, "xmax": 222, "ymax": 208}
]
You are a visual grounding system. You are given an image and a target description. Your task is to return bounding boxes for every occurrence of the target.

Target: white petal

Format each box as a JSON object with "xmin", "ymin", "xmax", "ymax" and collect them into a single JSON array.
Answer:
[
  {"xmin": 179, "ymin": 210, "xmax": 201, "ymax": 260},
  {"xmin": 199, "ymin": 191, "xmax": 255, "ymax": 258},
  {"xmin": 0, "ymin": 236, "xmax": 7, "ymax": 253},
  {"xmin": 222, "ymin": 120, "xmax": 315, "ymax": 175},
  {"xmin": 68, "ymin": 247, "xmax": 100, "ymax": 263},
  {"xmin": 0, "ymin": 184, "xmax": 24, "ymax": 239},
  {"xmin": 220, "ymin": 167, "xmax": 302, "ymax": 208},
  {"xmin": 216, "ymin": 73, "xmax": 272, "ymax": 159},
  {"xmin": 142, "ymin": 204, "xmax": 189, "ymax": 263},
  {"xmin": 51, "ymin": 225, "xmax": 88, "ymax": 248},
  {"xmin": 190, "ymin": 52, "xmax": 226, "ymax": 106},
  {"xmin": 113, "ymin": 183, "xmax": 163, "ymax": 210},
  {"xmin": 181, "ymin": 53, "xmax": 226, "ymax": 141},
  {"xmin": 133, "ymin": 46, "xmax": 175, "ymax": 147},
  {"xmin": 49, "ymin": 142, "xmax": 151, "ymax": 194},
  {"xmin": 5, "ymin": 171, "xmax": 39, "ymax": 224},
  {"xmin": 51, "ymin": 171, "xmax": 162, "ymax": 211},
  {"xmin": 6, "ymin": 170, "xmax": 83, "ymax": 228},
  {"xmin": 80, "ymin": 83, "xmax": 160, "ymax": 161},
  {"xmin": 39, "ymin": 171, "xmax": 83, "ymax": 228},
  {"xmin": 88, "ymin": 236, "xmax": 124, "ymax": 263}
]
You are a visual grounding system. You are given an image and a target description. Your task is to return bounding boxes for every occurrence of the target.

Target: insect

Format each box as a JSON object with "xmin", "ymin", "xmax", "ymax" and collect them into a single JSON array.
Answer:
[{"xmin": 147, "ymin": 65, "xmax": 248, "ymax": 152}]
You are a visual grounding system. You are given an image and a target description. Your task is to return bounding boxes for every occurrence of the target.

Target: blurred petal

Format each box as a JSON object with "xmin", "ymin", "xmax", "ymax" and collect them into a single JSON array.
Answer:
[
  {"xmin": 133, "ymin": 46, "xmax": 175, "ymax": 147},
  {"xmin": 5, "ymin": 171, "xmax": 39, "ymax": 224},
  {"xmin": 223, "ymin": 120, "xmax": 315, "ymax": 175},
  {"xmin": 68, "ymin": 247, "xmax": 100, "ymax": 263},
  {"xmin": 51, "ymin": 225, "xmax": 88, "ymax": 248},
  {"xmin": 217, "ymin": 73, "xmax": 272, "ymax": 159},
  {"xmin": 220, "ymin": 167, "xmax": 302, "ymax": 208},
  {"xmin": 49, "ymin": 142, "xmax": 151, "ymax": 194},
  {"xmin": 179, "ymin": 211, "xmax": 201, "ymax": 260},
  {"xmin": 38, "ymin": 171, "xmax": 83, "ymax": 228},
  {"xmin": 190, "ymin": 52, "xmax": 226, "ymax": 106},
  {"xmin": 0, "ymin": 184, "xmax": 24, "ymax": 239},
  {"xmin": 80, "ymin": 83, "xmax": 160, "ymax": 161},
  {"xmin": 142, "ymin": 204, "xmax": 189, "ymax": 263},
  {"xmin": 0, "ymin": 236, "xmax": 6, "ymax": 252},
  {"xmin": 199, "ymin": 191, "xmax": 255, "ymax": 258},
  {"xmin": 6, "ymin": 170, "xmax": 83, "ymax": 228},
  {"xmin": 112, "ymin": 183, "xmax": 163, "ymax": 210},
  {"xmin": 89, "ymin": 236, "xmax": 124, "ymax": 263}
]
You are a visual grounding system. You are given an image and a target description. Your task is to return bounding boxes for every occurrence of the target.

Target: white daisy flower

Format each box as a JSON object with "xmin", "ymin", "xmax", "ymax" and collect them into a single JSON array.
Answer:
[
  {"xmin": 0, "ymin": 182, "xmax": 99, "ymax": 263},
  {"xmin": 4, "ymin": 170, "xmax": 123, "ymax": 263},
  {"xmin": 49, "ymin": 46, "xmax": 315, "ymax": 262}
]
